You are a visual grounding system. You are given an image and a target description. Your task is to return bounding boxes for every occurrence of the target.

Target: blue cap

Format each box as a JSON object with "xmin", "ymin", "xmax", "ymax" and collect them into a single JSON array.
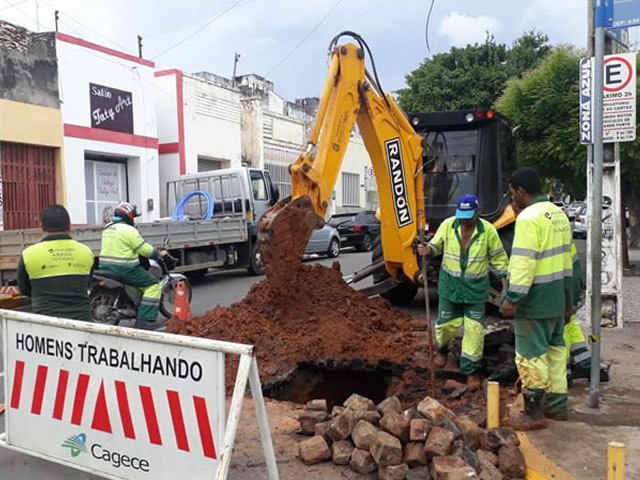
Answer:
[{"xmin": 456, "ymin": 194, "xmax": 478, "ymax": 219}]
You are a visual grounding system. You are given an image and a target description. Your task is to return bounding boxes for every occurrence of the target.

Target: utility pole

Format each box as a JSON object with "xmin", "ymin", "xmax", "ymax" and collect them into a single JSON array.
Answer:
[
  {"xmin": 137, "ymin": 35, "xmax": 143, "ymax": 59},
  {"xmin": 232, "ymin": 52, "xmax": 241, "ymax": 86},
  {"xmin": 35, "ymin": 0, "xmax": 39, "ymax": 31},
  {"xmin": 54, "ymin": 10, "xmax": 59, "ymax": 32}
]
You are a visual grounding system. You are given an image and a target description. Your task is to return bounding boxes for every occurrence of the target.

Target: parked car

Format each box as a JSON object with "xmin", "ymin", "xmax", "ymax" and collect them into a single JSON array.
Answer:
[
  {"xmin": 305, "ymin": 224, "xmax": 341, "ymax": 258},
  {"xmin": 573, "ymin": 205, "xmax": 588, "ymax": 239},
  {"xmin": 328, "ymin": 211, "xmax": 380, "ymax": 252},
  {"xmin": 566, "ymin": 201, "xmax": 586, "ymax": 220}
]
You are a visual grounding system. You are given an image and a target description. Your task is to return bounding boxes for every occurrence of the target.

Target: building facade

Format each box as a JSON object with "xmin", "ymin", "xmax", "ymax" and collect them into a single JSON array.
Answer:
[
  {"xmin": 56, "ymin": 33, "xmax": 160, "ymax": 225},
  {"xmin": 0, "ymin": 20, "xmax": 63, "ymax": 229}
]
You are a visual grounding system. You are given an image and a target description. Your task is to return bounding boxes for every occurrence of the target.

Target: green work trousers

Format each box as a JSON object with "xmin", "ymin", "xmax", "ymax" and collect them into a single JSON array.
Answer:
[
  {"xmin": 514, "ymin": 316, "xmax": 567, "ymax": 416},
  {"xmin": 563, "ymin": 314, "xmax": 592, "ymax": 372},
  {"xmin": 100, "ymin": 264, "xmax": 161, "ymax": 322},
  {"xmin": 435, "ymin": 297, "xmax": 486, "ymax": 375}
]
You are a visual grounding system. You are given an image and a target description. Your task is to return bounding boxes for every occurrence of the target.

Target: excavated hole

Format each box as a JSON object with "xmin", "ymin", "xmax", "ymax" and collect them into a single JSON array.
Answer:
[{"xmin": 263, "ymin": 360, "xmax": 400, "ymax": 409}]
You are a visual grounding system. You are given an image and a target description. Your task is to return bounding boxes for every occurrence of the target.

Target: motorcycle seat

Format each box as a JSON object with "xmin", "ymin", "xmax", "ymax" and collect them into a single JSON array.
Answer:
[{"xmin": 94, "ymin": 270, "xmax": 126, "ymax": 282}]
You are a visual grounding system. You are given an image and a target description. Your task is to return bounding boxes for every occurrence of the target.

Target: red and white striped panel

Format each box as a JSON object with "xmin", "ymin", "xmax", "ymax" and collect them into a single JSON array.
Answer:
[{"xmin": 9, "ymin": 360, "xmax": 217, "ymax": 459}]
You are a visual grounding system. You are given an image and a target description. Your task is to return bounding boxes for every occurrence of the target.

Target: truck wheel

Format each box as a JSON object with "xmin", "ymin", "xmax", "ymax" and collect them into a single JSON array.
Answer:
[
  {"xmin": 358, "ymin": 233, "xmax": 373, "ymax": 252},
  {"xmin": 327, "ymin": 238, "xmax": 341, "ymax": 258},
  {"xmin": 371, "ymin": 234, "xmax": 418, "ymax": 305},
  {"xmin": 247, "ymin": 243, "xmax": 266, "ymax": 275}
]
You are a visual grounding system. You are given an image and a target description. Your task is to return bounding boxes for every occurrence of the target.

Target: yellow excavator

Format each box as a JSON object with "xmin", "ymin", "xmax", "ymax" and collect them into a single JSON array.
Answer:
[{"xmin": 259, "ymin": 31, "xmax": 517, "ymax": 303}]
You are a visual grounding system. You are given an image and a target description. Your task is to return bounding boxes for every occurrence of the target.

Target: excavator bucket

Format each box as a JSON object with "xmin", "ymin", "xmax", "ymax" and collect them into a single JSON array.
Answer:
[{"xmin": 257, "ymin": 195, "xmax": 323, "ymax": 288}]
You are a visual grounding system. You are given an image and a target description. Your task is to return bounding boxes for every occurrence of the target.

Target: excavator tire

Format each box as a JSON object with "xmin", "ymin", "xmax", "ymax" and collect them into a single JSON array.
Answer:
[{"xmin": 371, "ymin": 235, "xmax": 418, "ymax": 306}]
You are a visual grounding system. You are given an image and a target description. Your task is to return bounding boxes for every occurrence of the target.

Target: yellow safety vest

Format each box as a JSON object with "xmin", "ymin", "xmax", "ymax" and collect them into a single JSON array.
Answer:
[{"xmin": 99, "ymin": 222, "xmax": 155, "ymax": 268}]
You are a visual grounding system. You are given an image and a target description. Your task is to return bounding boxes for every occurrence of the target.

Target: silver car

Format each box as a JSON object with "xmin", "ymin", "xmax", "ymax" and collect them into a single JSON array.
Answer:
[{"xmin": 305, "ymin": 224, "xmax": 341, "ymax": 258}]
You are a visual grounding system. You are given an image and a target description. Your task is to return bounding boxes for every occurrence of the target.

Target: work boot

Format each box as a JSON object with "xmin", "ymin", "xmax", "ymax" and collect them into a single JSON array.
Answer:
[
  {"xmin": 573, "ymin": 365, "xmax": 610, "ymax": 383},
  {"xmin": 433, "ymin": 351, "xmax": 447, "ymax": 369},
  {"xmin": 506, "ymin": 389, "xmax": 547, "ymax": 431},
  {"xmin": 133, "ymin": 319, "xmax": 167, "ymax": 331},
  {"xmin": 466, "ymin": 373, "xmax": 483, "ymax": 392}
]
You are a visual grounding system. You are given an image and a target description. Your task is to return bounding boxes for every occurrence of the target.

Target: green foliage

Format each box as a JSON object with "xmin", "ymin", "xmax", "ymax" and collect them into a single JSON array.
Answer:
[{"xmin": 397, "ymin": 31, "xmax": 550, "ymax": 112}]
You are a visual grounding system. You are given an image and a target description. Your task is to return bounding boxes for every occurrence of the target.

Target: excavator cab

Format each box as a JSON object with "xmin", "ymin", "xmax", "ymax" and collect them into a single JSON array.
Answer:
[{"xmin": 408, "ymin": 109, "xmax": 517, "ymax": 239}]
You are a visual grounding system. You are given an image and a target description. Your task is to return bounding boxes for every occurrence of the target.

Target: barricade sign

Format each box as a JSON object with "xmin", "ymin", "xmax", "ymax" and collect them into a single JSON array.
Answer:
[{"xmin": 0, "ymin": 310, "xmax": 279, "ymax": 480}]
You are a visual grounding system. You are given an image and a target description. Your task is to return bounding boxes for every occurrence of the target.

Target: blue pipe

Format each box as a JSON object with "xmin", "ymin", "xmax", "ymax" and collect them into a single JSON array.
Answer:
[{"xmin": 172, "ymin": 191, "xmax": 214, "ymax": 221}]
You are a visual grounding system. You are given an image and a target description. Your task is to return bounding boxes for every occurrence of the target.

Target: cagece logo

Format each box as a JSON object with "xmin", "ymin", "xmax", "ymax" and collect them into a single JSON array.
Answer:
[
  {"xmin": 62, "ymin": 432, "xmax": 151, "ymax": 472},
  {"xmin": 62, "ymin": 433, "xmax": 87, "ymax": 457}
]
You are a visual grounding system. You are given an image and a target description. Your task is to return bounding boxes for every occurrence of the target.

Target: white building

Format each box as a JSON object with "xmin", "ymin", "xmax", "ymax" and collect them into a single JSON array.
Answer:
[
  {"xmin": 155, "ymin": 70, "xmax": 242, "ymax": 215},
  {"xmin": 56, "ymin": 32, "xmax": 160, "ymax": 225}
]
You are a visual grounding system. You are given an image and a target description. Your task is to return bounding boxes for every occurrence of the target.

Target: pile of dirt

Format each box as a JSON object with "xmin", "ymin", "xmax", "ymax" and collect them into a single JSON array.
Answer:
[{"xmin": 166, "ymin": 261, "xmax": 420, "ymax": 391}]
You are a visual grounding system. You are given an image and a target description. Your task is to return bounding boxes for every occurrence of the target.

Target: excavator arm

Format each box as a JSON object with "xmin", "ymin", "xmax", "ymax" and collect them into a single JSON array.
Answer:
[{"xmin": 258, "ymin": 32, "xmax": 425, "ymax": 285}]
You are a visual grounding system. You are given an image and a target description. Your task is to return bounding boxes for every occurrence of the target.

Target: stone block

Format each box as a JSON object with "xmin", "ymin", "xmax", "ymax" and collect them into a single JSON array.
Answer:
[
  {"xmin": 381, "ymin": 410, "xmax": 411, "ymax": 443},
  {"xmin": 403, "ymin": 442, "xmax": 427, "ymax": 467},
  {"xmin": 452, "ymin": 441, "xmax": 480, "ymax": 472},
  {"xmin": 410, "ymin": 418, "xmax": 432, "ymax": 442},
  {"xmin": 441, "ymin": 419, "xmax": 463, "ymax": 439},
  {"xmin": 327, "ymin": 408, "xmax": 355, "ymax": 442},
  {"xmin": 379, "ymin": 463, "xmax": 410, "ymax": 480},
  {"xmin": 498, "ymin": 445, "xmax": 525, "ymax": 478},
  {"xmin": 417, "ymin": 397, "xmax": 456, "ymax": 425},
  {"xmin": 314, "ymin": 421, "xmax": 331, "ymax": 444},
  {"xmin": 425, "ymin": 426, "xmax": 456, "ymax": 459},
  {"xmin": 378, "ymin": 396, "xmax": 403, "ymax": 415},
  {"xmin": 479, "ymin": 460, "xmax": 504, "ymax": 480},
  {"xmin": 350, "ymin": 448, "xmax": 377, "ymax": 474},
  {"xmin": 476, "ymin": 450, "xmax": 498, "ymax": 466},
  {"xmin": 298, "ymin": 436, "xmax": 331, "ymax": 465},
  {"xmin": 454, "ymin": 415, "xmax": 484, "ymax": 451},
  {"xmin": 370, "ymin": 431, "xmax": 403, "ymax": 467},
  {"xmin": 430, "ymin": 456, "xmax": 467, "ymax": 479},
  {"xmin": 407, "ymin": 466, "xmax": 432, "ymax": 480},
  {"xmin": 331, "ymin": 405, "xmax": 345, "ymax": 417},
  {"xmin": 403, "ymin": 408, "xmax": 425, "ymax": 421},
  {"xmin": 305, "ymin": 399, "xmax": 328, "ymax": 412},
  {"xmin": 480, "ymin": 428, "xmax": 520, "ymax": 451},
  {"xmin": 353, "ymin": 408, "xmax": 382, "ymax": 426},
  {"xmin": 331, "ymin": 440, "xmax": 354, "ymax": 465},
  {"xmin": 351, "ymin": 419, "xmax": 378, "ymax": 450},
  {"xmin": 344, "ymin": 393, "xmax": 377, "ymax": 411},
  {"xmin": 299, "ymin": 410, "xmax": 329, "ymax": 435}
]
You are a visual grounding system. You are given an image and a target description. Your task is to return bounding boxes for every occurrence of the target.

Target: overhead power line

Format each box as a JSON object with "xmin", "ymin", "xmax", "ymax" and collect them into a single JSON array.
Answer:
[
  {"xmin": 266, "ymin": 0, "xmax": 345, "ymax": 76},
  {"xmin": 152, "ymin": 0, "xmax": 247, "ymax": 60},
  {"xmin": 0, "ymin": 0, "xmax": 30, "ymax": 14}
]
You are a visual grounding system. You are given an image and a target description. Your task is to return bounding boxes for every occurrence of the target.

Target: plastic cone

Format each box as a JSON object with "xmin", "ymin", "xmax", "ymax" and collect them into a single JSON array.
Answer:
[{"xmin": 173, "ymin": 280, "xmax": 191, "ymax": 321}]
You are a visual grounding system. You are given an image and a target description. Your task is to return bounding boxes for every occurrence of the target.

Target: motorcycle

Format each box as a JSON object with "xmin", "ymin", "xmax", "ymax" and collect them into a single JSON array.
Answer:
[{"xmin": 89, "ymin": 253, "xmax": 192, "ymax": 325}]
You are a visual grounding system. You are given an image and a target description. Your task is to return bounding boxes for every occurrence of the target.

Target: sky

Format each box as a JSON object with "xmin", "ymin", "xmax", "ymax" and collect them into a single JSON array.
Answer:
[{"xmin": 0, "ymin": 0, "xmax": 591, "ymax": 101}]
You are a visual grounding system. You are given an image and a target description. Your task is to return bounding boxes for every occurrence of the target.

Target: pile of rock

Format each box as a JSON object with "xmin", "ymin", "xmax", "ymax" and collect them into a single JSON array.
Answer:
[{"xmin": 297, "ymin": 394, "xmax": 526, "ymax": 480}]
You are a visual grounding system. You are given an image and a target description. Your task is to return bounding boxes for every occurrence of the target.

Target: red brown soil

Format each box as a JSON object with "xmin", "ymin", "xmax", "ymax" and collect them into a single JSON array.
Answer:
[{"xmin": 167, "ymin": 261, "xmax": 419, "ymax": 391}]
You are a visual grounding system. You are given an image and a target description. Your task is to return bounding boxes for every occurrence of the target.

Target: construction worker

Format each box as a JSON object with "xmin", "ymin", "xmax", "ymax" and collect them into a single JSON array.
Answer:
[
  {"xmin": 418, "ymin": 194, "xmax": 509, "ymax": 391},
  {"xmin": 511, "ymin": 201, "xmax": 605, "ymax": 386},
  {"xmin": 17, "ymin": 205, "xmax": 94, "ymax": 320},
  {"xmin": 502, "ymin": 167, "xmax": 573, "ymax": 429},
  {"xmin": 99, "ymin": 202, "xmax": 167, "ymax": 330}
]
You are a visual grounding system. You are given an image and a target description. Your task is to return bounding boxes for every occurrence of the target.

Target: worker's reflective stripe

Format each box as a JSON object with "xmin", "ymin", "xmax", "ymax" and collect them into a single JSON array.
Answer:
[
  {"xmin": 512, "ymin": 247, "xmax": 537, "ymax": 258},
  {"xmin": 570, "ymin": 341, "xmax": 588, "ymax": 352},
  {"xmin": 461, "ymin": 351, "xmax": 482, "ymax": 362},
  {"xmin": 464, "ymin": 271, "xmax": 488, "ymax": 280},
  {"xmin": 140, "ymin": 298, "xmax": 160, "ymax": 305},
  {"xmin": 99, "ymin": 255, "xmax": 139, "ymax": 264},
  {"xmin": 533, "ymin": 271, "xmax": 567, "ymax": 284},
  {"xmin": 428, "ymin": 244, "xmax": 440, "ymax": 256},
  {"xmin": 509, "ymin": 284, "xmax": 530, "ymax": 294},
  {"xmin": 490, "ymin": 247, "xmax": 505, "ymax": 257},
  {"xmin": 442, "ymin": 265, "xmax": 461, "ymax": 277},
  {"xmin": 133, "ymin": 240, "xmax": 147, "ymax": 253},
  {"xmin": 573, "ymin": 351, "xmax": 592, "ymax": 363},
  {"xmin": 538, "ymin": 244, "xmax": 571, "ymax": 259}
]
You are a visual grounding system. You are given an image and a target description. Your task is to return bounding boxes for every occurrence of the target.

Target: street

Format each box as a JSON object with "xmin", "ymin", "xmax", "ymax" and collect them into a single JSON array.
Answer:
[{"xmin": 0, "ymin": 241, "xmax": 588, "ymax": 479}]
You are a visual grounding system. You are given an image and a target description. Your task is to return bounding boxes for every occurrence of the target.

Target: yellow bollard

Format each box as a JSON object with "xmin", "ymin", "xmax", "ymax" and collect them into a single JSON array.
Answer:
[
  {"xmin": 608, "ymin": 442, "xmax": 625, "ymax": 480},
  {"xmin": 487, "ymin": 381, "xmax": 500, "ymax": 428}
]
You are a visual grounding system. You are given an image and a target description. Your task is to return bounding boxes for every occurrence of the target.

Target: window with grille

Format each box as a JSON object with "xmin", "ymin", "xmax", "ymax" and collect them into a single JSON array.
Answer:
[
  {"xmin": 342, "ymin": 172, "xmax": 360, "ymax": 207},
  {"xmin": 198, "ymin": 157, "xmax": 224, "ymax": 172},
  {"xmin": 265, "ymin": 162, "xmax": 292, "ymax": 198}
]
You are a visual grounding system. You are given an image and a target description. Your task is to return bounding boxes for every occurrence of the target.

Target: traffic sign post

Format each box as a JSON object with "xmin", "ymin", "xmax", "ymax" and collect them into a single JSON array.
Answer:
[{"xmin": 0, "ymin": 310, "xmax": 279, "ymax": 480}]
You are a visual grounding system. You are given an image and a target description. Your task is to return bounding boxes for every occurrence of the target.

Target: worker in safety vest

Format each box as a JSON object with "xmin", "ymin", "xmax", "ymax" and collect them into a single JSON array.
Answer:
[
  {"xmin": 99, "ymin": 202, "xmax": 167, "ymax": 330},
  {"xmin": 511, "ymin": 202, "xmax": 608, "ymax": 387},
  {"xmin": 17, "ymin": 205, "xmax": 94, "ymax": 320},
  {"xmin": 418, "ymin": 194, "xmax": 509, "ymax": 391},
  {"xmin": 502, "ymin": 167, "xmax": 573, "ymax": 429}
]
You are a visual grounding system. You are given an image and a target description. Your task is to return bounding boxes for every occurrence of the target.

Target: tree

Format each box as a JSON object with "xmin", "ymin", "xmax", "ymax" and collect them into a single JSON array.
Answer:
[
  {"xmin": 495, "ymin": 47, "xmax": 640, "ymax": 245},
  {"xmin": 397, "ymin": 31, "xmax": 550, "ymax": 112}
]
